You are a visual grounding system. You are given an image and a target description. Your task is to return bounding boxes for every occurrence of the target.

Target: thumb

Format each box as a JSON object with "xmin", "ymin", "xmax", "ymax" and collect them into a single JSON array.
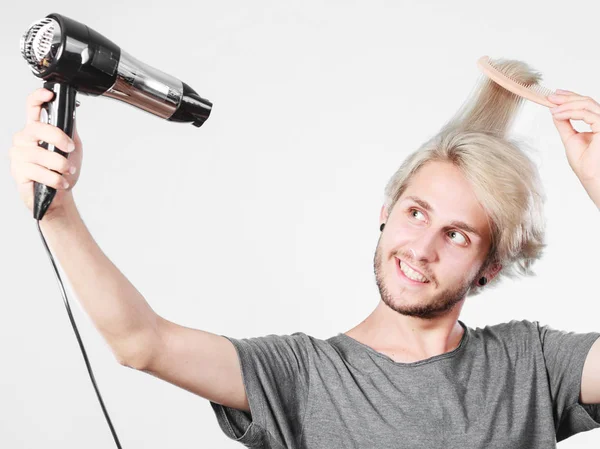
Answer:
[
  {"xmin": 72, "ymin": 120, "xmax": 81, "ymax": 144},
  {"xmin": 552, "ymin": 115, "xmax": 576, "ymax": 146}
]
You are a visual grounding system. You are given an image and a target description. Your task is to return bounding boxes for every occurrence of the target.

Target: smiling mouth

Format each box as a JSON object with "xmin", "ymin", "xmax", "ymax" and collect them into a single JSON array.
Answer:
[{"xmin": 396, "ymin": 257, "xmax": 430, "ymax": 283}]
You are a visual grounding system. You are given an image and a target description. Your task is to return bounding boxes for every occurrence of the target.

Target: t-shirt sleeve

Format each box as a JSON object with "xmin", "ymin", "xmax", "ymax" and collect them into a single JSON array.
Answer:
[
  {"xmin": 209, "ymin": 332, "xmax": 311, "ymax": 448},
  {"xmin": 536, "ymin": 322, "xmax": 600, "ymax": 441}
]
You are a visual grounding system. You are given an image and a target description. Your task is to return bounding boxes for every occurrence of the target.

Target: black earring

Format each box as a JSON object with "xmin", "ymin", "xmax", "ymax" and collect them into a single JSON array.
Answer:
[
  {"xmin": 478, "ymin": 277, "xmax": 487, "ymax": 286},
  {"xmin": 380, "ymin": 223, "xmax": 385, "ymax": 232}
]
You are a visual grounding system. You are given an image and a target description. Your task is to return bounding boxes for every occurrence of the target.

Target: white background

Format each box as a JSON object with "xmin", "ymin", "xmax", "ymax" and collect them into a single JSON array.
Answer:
[{"xmin": 1, "ymin": 1, "xmax": 599, "ymax": 447}]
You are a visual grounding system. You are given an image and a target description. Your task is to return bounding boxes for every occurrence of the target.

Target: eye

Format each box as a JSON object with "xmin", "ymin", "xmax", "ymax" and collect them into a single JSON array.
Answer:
[
  {"xmin": 448, "ymin": 230, "xmax": 468, "ymax": 245},
  {"xmin": 409, "ymin": 208, "xmax": 469, "ymax": 246},
  {"xmin": 409, "ymin": 209, "xmax": 426, "ymax": 221}
]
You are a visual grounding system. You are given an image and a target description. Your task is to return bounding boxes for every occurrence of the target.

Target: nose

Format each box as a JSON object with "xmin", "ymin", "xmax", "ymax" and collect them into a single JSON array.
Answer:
[{"xmin": 409, "ymin": 230, "xmax": 439, "ymax": 263}]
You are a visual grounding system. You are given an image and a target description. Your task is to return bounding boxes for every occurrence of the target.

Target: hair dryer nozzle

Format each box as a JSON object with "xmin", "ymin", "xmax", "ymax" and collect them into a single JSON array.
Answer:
[{"xmin": 169, "ymin": 82, "xmax": 212, "ymax": 127}]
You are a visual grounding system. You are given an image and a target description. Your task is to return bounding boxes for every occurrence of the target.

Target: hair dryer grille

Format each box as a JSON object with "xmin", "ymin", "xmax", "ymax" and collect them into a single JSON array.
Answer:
[{"xmin": 20, "ymin": 18, "xmax": 60, "ymax": 73}]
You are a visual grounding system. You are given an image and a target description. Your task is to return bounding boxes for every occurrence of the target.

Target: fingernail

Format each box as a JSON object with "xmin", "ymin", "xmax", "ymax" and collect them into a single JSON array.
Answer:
[
  {"xmin": 555, "ymin": 89, "xmax": 569, "ymax": 94},
  {"xmin": 63, "ymin": 180, "xmax": 70, "ymax": 189},
  {"xmin": 68, "ymin": 141, "xmax": 75, "ymax": 152},
  {"xmin": 69, "ymin": 166, "xmax": 77, "ymax": 174}
]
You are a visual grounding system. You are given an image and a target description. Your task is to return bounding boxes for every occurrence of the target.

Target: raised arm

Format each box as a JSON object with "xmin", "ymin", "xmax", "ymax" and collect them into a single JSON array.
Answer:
[
  {"xmin": 580, "ymin": 339, "xmax": 600, "ymax": 404},
  {"xmin": 40, "ymin": 206, "xmax": 249, "ymax": 412},
  {"xmin": 8, "ymin": 88, "xmax": 249, "ymax": 412}
]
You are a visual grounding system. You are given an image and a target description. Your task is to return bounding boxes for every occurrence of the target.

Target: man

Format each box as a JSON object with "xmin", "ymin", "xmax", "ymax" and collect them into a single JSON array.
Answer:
[{"xmin": 8, "ymin": 59, "xmax": 600, "ymax": 447}]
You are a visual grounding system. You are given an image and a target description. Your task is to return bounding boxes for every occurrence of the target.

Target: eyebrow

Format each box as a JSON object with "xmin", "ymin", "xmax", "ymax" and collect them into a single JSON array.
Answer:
[{"xmin": 404, "ymin": 195, "xmax": 482, "ymax": 239}]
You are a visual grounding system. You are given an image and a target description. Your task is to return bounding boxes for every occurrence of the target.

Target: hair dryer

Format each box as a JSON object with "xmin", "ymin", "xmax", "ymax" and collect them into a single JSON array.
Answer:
[{"xmin": 21, "ymin": 12, "xmax": 213, "ymax": 221}]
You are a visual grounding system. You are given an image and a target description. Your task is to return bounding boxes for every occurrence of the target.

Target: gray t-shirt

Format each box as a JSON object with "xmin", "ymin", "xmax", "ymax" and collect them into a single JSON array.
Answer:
[{"xmin": 209, "ymin": 319, "xmax": 600, "ymax": 448}]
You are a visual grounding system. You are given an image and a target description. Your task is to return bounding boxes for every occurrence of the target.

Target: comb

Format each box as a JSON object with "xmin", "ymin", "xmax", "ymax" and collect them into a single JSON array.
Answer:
[{"xmin": 476, "ymin": 56, "xmax": 556, "ymax": 108}]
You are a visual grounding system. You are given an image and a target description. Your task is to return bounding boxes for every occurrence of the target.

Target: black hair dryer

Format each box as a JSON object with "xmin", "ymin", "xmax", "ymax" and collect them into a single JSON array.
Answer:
[{"xmin": 20, "ymin": 13, "xmax": 213, "ymax": 220}]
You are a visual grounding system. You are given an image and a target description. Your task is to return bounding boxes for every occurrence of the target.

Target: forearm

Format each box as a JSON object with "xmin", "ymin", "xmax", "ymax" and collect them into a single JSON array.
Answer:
[{"xmin": 39, "ymin": 195, "xmax": 160, "ymax": 367}]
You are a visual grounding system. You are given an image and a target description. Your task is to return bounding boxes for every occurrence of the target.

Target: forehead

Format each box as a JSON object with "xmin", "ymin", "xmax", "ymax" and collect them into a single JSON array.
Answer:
[{"xmin": 398, "ymin": 161, "xmax": 490, "ymax": 238}]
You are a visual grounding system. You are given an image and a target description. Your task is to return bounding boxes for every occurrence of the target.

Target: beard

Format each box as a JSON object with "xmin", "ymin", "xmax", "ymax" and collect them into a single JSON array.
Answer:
[{"xmin": 373, "ymin": 241, "xmax": 480, "ymax": 320}]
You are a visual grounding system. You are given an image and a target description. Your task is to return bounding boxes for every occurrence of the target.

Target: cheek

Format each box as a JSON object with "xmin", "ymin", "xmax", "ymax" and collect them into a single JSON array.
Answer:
[
  {"xmin": 387, "ymin": 221, "xmax": 419, "ymax": 243},
  {"xmin": 439, "ymin": 258, "xmax": 479, "ymax": 283}
]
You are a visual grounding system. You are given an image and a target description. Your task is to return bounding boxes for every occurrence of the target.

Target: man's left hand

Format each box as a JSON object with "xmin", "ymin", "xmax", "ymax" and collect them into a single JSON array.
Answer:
[{"xmin": 549, "ymin": 89, "xmax": 600, "ymax": 208}]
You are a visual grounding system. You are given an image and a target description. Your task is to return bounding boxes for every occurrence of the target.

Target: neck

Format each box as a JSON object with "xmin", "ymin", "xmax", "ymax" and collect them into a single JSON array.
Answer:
[{"xmin": 345, "ymin": 299, "xmax": 465, "ymax": 362}]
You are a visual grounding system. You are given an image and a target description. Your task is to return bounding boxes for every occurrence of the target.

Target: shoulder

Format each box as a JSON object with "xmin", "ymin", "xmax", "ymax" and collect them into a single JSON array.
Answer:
[
  {"xmin": 467, "ymin": 319, "xmax": 543, "ymax": 348},
  {"xmin": 229, "ymin": 331, "xmax": 335, "ymax": 358},
  {"xmin": 469, "ymin": 318, "xmax": 539, "ymax": 334}
]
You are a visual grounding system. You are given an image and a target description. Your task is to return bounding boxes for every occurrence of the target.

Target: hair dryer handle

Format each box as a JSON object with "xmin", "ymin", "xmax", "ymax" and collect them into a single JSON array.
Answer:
[{"xmin": 34, "ymin": 81, "xmax": 78, "ymax": 221}]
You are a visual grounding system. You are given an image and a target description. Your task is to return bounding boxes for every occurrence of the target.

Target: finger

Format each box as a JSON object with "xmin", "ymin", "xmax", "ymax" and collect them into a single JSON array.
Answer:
[
  {"xmin": 15, "ymin": 162, "xmax": 70, "ymax": 190},
  {"xmin": 550, "ymin": 99, "xmax": 600, "ymax": 116},
  {"xmin": 551, "ymin": 115, "xmax": 577, "ymax": 145},
  {"xmin": 548, "ymin": 92, "xmax": 599, "ymax": 109},
  {"xmin": 15, "ymin": 121, "xmax": 75, "ymax": 153},
  {"xmin": 555, "ymin": 88, "xmax": 586, "ymax": 98},
  {"xmin": 551, "ymin": 109, "xmax": 600, "ymax": 132},
  {"xmin": 555, "ymin": 89, "xmax": 579, "ymax": 95},
  {"xmin": 548, "ymin": 93, "xmax": 576, "ymax": 104},
  {"xmin": 11, "ymin": 145, "xmax": 74, "ymax": 175},
  {"xmin": 25, "ymin": 88, "xmax": 55, "ymax": 125}
]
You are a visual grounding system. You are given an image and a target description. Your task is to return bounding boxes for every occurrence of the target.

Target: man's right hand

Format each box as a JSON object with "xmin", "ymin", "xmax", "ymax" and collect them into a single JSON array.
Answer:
[{"xmin": 9, "ymin": 87, "xmax": 83, "ymax": 221}]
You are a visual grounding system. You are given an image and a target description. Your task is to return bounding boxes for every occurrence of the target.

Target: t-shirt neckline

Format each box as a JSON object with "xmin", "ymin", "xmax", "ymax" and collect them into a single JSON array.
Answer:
[{"xmin": 335, "ymin": 319, "xmax": 470, "ymax": 367}]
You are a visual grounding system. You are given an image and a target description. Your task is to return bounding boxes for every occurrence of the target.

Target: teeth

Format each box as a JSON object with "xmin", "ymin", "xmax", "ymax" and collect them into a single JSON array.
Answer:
[{"xmin": 400, "ymin": 260, "xmax": 428, "ymax": 283}]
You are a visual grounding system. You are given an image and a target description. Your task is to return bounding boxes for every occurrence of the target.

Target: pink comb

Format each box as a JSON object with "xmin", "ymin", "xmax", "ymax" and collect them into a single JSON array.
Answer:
[{"xmin": 477, "ymin": 56, "xmax": 556, "ymax": 108}]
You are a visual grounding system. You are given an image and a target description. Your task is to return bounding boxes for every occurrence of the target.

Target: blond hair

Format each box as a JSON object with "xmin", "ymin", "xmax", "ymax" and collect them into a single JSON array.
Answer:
[{"xmin": 383, "ymin": 58, "xmax": 547, "ymax": 297}]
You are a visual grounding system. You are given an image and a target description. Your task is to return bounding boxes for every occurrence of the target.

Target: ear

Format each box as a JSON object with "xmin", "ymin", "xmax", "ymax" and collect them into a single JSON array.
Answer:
[
  {"xmin": 486, "ymin": 263, "xmax": 503, "ymax": 282},
  {"xmin": 379, "ymin": 204, "xmax": 389, "ymax": 225}
]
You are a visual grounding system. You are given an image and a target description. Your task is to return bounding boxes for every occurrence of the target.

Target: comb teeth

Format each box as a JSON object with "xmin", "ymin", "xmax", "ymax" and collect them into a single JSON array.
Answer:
[
  {"xmin": 20, "ymin": 17, "xmax": 59, "ymax": 73},
  {"xmin": 486, "ymin": 58, "xmax": 554, "ymax": 96},
  {"xmin": 477, "ymin": 55, "xmax": 556, "ymax": 108}
]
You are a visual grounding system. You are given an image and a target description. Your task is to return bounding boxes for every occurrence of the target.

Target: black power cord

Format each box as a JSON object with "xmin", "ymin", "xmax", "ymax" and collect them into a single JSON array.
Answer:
[{"xmin": 36, "ymin": 218, "xmax": 122, "ymax": 448}]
